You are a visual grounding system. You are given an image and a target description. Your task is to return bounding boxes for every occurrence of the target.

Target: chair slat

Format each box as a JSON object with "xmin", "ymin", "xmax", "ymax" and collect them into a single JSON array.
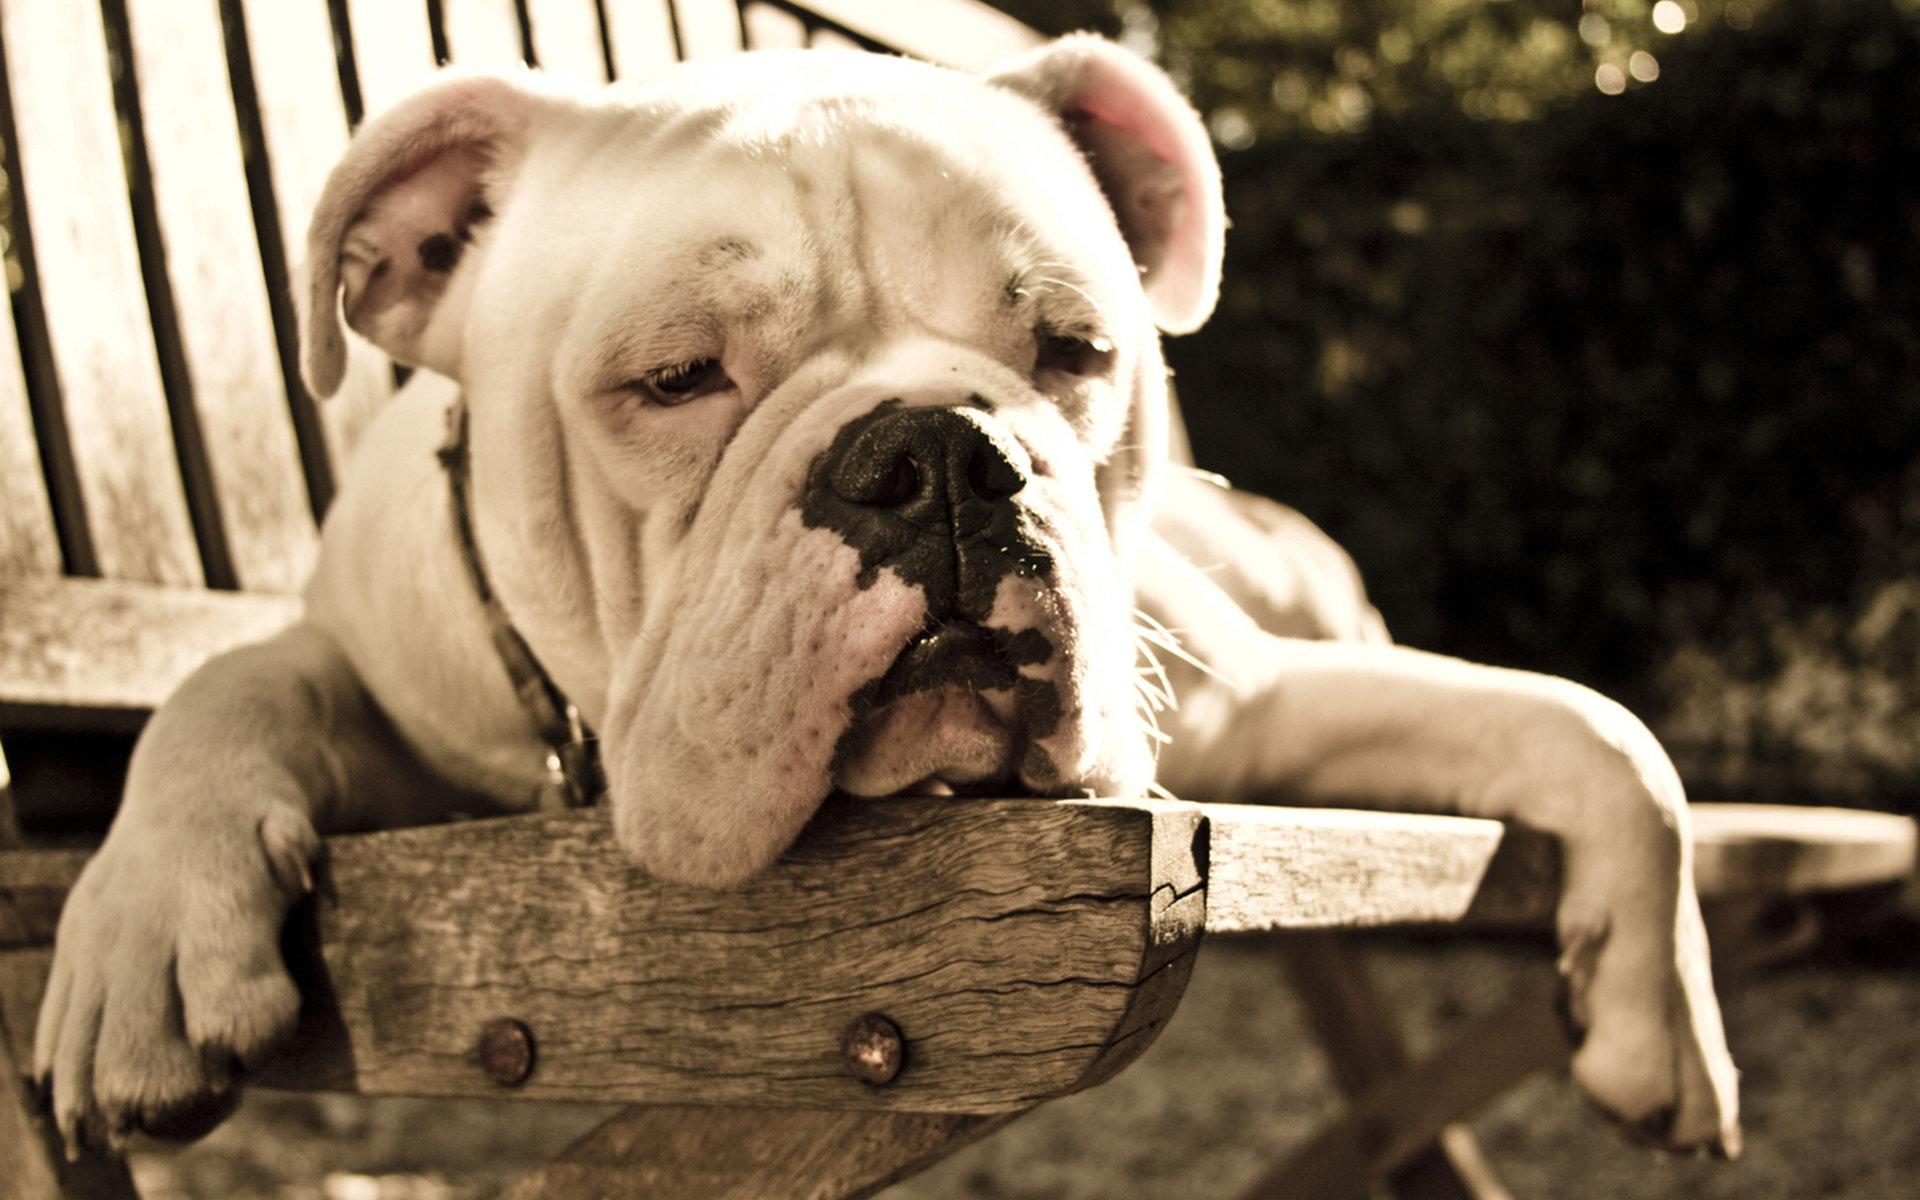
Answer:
[
  {"xmin": 602, "ymin": 0, "xmax": 678, "ymax": 79},
  {"xmin": 0, "ymin": 288, "xmax": 58, "ymax": 580},
  {"xmin": 441, "ymin": 0, "xmax": 525, "ymax": 70},
  {"xmin": 743, "ymin": 3, "xmax": 805, "ymax": 51},
  {"xmin": 801, "ymin": 0, "xmax": 1040, "ymax": 69},
  {"xmin": 240, "ymin": 0, "xmax": 396, "ymax": 474},
  {"xmin": 123, "ymin": 0, "xmax": 317, "ymax": 594},
  {"xmin": 345, "ymin": 0, "xmax": 439, "ymax": 118},
  {"xmin": 0, "ymin": 0, "xmax": 201, "ymax": 586},
  {"xmin": 0, "ymin": 576, "xmax": 301, "ymax": 725},
  {"xmin": 525, "ymin": 0, "xmax": 608, "ymax": 84},
  {"xmin": 673, "ymin": 0, "xmax": 743, "ymax": 59}
]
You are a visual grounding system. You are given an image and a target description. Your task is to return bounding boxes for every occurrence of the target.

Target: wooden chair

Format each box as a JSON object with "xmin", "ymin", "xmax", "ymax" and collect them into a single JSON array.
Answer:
[{"xmin": 0, "ymin": 2, "xmax": 1913, "ymax": 1196}]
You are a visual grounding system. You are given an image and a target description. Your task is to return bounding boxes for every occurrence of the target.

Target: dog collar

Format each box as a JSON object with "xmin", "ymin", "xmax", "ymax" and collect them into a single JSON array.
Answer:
[{"xmin": 437, "ymin": 397, "xmax": 604, "ymax": 810}]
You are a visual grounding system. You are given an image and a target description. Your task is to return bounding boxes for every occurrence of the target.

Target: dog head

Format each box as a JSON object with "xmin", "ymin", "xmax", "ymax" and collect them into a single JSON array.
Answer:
[{"xmin": 299, "ymin": 37, "xmax": 1224, "ymax": 885}]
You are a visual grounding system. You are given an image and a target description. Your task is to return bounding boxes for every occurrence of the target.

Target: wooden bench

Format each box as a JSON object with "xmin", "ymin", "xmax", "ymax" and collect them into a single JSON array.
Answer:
[{"xmin": 0, "ymin": 1, "xmax": 1913, "ymax": 1197}]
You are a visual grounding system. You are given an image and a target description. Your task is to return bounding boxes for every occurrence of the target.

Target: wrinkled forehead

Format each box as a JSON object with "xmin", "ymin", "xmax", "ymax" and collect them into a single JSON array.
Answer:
[{"xmin": 525, "ymin": 61, "xmax": 1140, "ymax": 345}]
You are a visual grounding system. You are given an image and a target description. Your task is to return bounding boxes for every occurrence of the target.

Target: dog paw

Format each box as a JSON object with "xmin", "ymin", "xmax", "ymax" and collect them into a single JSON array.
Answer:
[
  {"xmin": 31, "ymin": 803, "xmax": 320, "ymax": 1156},
  {"xmin": 1556, "ymin": 884, "xmax": 1741, "ymax": 1158}
]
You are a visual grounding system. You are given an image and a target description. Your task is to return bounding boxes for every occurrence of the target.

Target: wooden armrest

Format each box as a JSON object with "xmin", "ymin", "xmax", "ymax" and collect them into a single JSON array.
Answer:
[
  {"xmin": 0, "ymin": 798, "xmax": 1532, "ymax": 1112},
  {"xmin": 2, "ymin": 764, "xmax": 1905, "ymax": 1118},
  {"xmin": 1446, "ymin": 802, "xmax": 1917, "ymax": 927},
  {"xmin": 0, "ymin": 798, "xmax": 1207, "ymax": 1113},
  {"xmin": 0, "ymin": 577, "xmax": 301, "ymax": 729}
]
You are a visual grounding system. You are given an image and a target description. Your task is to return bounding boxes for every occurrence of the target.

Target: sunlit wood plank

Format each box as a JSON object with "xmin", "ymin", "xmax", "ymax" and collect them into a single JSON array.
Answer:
[
  {"xmin": 0, "ymin": 0, "xmax": 201, "ymax": 585},
  {"xmin": 125, "ymin": 0, "xmax": 317, "ymax": 593}
]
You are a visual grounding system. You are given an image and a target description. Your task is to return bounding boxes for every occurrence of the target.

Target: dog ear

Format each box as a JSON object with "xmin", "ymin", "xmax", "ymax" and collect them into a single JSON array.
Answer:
[
  {"xmin": 300, "ymin": 72, "xmax": 549, "ymax": 398},
  {"xmin": 988, "ymin": 34, "xmax": 1225, "ymax": 334}
]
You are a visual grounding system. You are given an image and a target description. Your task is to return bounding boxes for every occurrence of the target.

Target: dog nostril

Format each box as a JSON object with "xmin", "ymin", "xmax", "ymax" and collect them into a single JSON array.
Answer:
[
  {"xmin": 967, "ymin": 444, "xmax": 1024, "ymax": 502},
  {"xmin": 874, "ymin": 456, "xmax": 919, "ymax": 506}
]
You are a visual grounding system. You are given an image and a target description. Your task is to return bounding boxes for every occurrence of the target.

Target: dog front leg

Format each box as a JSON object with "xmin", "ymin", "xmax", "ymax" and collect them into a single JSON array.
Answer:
[
  {"xmin": 31, "ymin": 621, "xmax": 455, "ymax": 1154},
  {"xmin": 1140, "ymin": 542, "xmax": 1739, "ymax": 1156}
]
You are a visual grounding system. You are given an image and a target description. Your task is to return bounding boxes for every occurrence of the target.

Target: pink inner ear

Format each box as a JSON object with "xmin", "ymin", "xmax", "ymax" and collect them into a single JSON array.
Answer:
[{"xmin": 1070, "ymin": 54, "xmax": 1220, "ymax": 333}]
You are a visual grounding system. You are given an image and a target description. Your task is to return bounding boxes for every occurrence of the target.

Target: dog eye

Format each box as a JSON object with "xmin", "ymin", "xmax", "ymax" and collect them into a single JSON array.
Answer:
[
  {"xmin": 626, "ymin": 358, "xmax": 730, "ymax": 406},
  {"xmin": 1034, "ymin": 329, "xmax": 1114, "ymax": 378}
]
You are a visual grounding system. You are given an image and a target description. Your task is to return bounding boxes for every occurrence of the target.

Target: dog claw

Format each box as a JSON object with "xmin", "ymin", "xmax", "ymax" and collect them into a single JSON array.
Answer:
[
  {"xmin": 1713, "ymin": 1124, "xmax": 1744, "ymax": 1161},
  {"xmin": 258, "ymin": 806, "xmax": 321, "ymax": 898},
  {"xmin": 1550, "ymin": 974, "xmax": 1588, "ymax": 1050}
]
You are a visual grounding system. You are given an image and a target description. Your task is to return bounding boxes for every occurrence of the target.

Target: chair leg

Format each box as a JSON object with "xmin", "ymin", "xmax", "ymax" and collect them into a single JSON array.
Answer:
[
  {"xmin": 500, "ymin": 1103, "xmax": 1022, "ymax": 1200},
  {"xmin": 1261, "ymin": 933, "xmax": 1536, "ymax": 1200}
]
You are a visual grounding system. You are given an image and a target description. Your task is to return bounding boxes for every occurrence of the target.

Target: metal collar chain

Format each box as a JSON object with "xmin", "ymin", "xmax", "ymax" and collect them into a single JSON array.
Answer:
[{"xmin": 437, "ymin": 398, "xmax": 604, "ymax": 810}]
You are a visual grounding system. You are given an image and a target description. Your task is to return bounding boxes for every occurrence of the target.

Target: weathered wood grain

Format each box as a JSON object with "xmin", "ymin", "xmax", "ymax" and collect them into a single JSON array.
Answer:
[
  {"xmin": 442, "ymin": 0, "xmax": 525, "ymax": 70},
  {"xmin": 5, "ymin": 796, "xmax": 1770, "ymax": 1111},
  {"xmin": 1457, "ymin": 804, "xmax": 1920, "ymax": 926},
  {"xmin": 601, "ymin": 0, "xmax": 678, "ymax": 78},
  {"xmin": 0, "ymin": 798, "xmax": 1204, "ymax": 1114},
  {"xmin": 345, "ymin": 0, "xmax": 439, "ymax": 118},
  {"xmin": 674, "ymin": 0, "xmax": 744, "ymax": 59},
  {"xmin": 799, "ymin": 0, "xmax": 1041, "ymax": 70},
  {"xmin": 1204, "ymin": 806, "xmax": 1506, "ymax": 934},
  {"xmin": 1217, "ymin": 803, "xmax": 1917, "ymax": 932},
  {"xmin": 502, "ymin": 1106, "xmax": 1016, "ymax": 1200},
  {"xmin": 0, "ymin": 282, "xmax": 58, "ymax": 581},
  {"xmin": 0, "ymin": 576, "xmax": 300, "ymax": 726},
  {"xmin": 124, "ymin": 0, "xmax": 319, "ymax": 595},
  {"xmin": 0, "ymin": 0, "xmax": 201, "ymax": 586},
  {"xmin": 239, "ymin": 0, "xmax": 396, "ymax": 472},
  {"xmin": 525, "ymin": 0, "xmax": 609, "ymax": 84},
  {"xmin": 744, "ymin": 3, "xmax": 807, "ymax": 51}
]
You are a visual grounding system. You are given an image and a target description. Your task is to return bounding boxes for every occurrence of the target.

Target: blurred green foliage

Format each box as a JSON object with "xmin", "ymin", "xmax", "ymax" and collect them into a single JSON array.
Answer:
[{"xmin": 993, "ymin": 0, "xmax": 1920, "ymax": 805}]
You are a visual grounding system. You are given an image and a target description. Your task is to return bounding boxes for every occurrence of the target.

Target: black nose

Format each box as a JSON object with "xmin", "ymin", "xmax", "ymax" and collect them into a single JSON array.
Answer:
[
  {"xmin": 802, "ymin": 402, "xmax": 1048, "ymax": 621},
  {"xmin": 824, "ymin": 404, "xmax": 1025, "ymax": 523}
]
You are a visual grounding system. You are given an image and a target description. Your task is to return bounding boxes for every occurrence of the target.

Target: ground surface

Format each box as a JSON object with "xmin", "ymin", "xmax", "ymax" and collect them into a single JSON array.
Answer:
[{"xmin": 121, "ymin": 933, "xmax": 1916, "ymax": 1200}]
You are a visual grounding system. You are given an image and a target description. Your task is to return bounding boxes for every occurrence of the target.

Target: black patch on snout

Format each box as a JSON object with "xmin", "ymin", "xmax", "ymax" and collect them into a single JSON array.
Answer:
[
  {"xmin": 833, "ymin": 620, "xmax": 1063, "ymax": 784},
  {"xmin": 860, "ymin": 622, "xmax": 1052, "ymax": 711},
  {"xmin": 800, "ymin": 401, "xmax": 1054, "ymax": 623},
  {"xmin": 803, "ymin": 403, "xmax": 1068, "ymax": 790}
]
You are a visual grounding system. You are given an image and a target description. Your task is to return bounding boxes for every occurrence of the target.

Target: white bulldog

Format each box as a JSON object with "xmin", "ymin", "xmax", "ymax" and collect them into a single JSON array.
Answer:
[{"xmin": 32, "ymin": 35, "xmax": 1739, "ymax": 1161}]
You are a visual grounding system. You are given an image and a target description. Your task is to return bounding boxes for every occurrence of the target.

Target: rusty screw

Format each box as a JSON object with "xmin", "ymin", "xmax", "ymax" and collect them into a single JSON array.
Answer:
[
  {"xmin": 478, "ymin": 1018, "xmax": 536, "ymax": 1087},
  {"xmin": 841, "ymin": 1012, "xmax": 905, "ymax": 1086}
]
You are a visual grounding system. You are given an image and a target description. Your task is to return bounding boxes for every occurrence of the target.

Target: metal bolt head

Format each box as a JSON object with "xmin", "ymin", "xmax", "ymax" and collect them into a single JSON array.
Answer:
[
  {"xmin": 841, "ymin": 1012, "xmax": 905, "ymax": 1086},
  {"xmin": 478, "ymin": 1018, "xmax": 536, "ymax": 1087}
]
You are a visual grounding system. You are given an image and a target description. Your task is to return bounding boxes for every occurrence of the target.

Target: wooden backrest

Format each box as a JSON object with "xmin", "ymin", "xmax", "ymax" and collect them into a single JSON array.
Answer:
[{"xmin": 0, "ymin": 0, "xmax": 1039, "ymax": 598}]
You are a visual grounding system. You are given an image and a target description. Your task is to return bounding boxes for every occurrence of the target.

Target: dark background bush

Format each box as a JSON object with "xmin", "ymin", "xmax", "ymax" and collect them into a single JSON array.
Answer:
[{"xmin": 993, "ymin": 0, "xmax": 1920, "ymax": 810}]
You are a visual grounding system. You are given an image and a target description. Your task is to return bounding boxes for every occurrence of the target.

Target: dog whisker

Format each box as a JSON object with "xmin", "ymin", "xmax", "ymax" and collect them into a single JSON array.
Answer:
[
  {"xmin": 1133, "ymin": 639, "xmax": 1177, "ymax": 713},
  {"xmin": 1132, "ymin": 608, "xmax": 1223, "ymax": 683}
]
